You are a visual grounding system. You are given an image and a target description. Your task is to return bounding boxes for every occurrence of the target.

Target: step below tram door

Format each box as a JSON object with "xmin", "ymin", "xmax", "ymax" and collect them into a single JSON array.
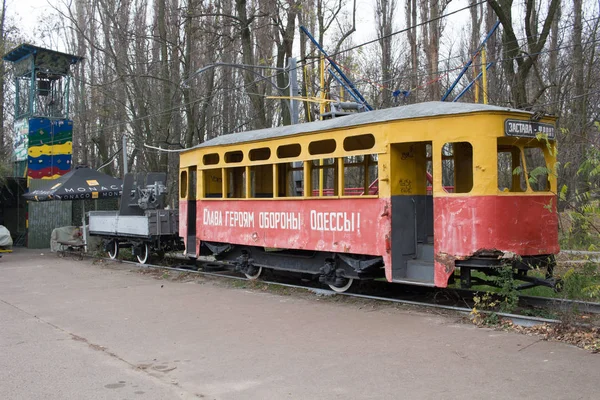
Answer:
[{"xmin": 390, "ymin": 141, "xmax": 434, "ymax": 284}]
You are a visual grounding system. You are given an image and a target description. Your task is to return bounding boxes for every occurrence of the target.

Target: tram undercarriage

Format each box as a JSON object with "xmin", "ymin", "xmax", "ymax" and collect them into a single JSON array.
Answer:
[
  {"xmin": 200, "ymin": 241, "xmax": 385, "ymax": 292},
  {"xmin": 200, "ymin": 241, "xmax": 560, "ymax": 292},
  {"xmin": 454, "ymin": 252, "xmax": 560, "ymax": 291}
]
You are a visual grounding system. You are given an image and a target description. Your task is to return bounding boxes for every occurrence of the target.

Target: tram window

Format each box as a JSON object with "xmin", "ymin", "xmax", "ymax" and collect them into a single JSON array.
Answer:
[
  {"xmin": 276, "ymin": 162, "xmax": 303, "ymax": 197},
  {"xmin": 343, "ymin": 155, "xmax": 378, "ymax": 196},
  {"xmin": 277, "ymin": 143, "xmax": 301, "ymax": 159},
  {"xmin": 203, "ymin": 153, "xmax": 219, "ymax": 165},
  {"xmin": 309, "ymin": 139, "xmax": 336, "ymax": 155},
  {"xmin": 204, "ymin": 168, "xmax": 223, "ymax": 198},
  {"xmin": 227, "ymin": 167, "xmax": 246, "ymax": 198},
  {"xmin": 180, "ymin": 170, "xmax": 188, "ymax": 198},
  {"xmin": 524, "ymin": 147, "xmax": 550, "ymax": 192},
  {"xmin": 311, "ymin": 158, "xmax": 337, "ymax": 196},
  {"xmin": 344, "ymin": 134, "xmax": 375, "ymax": 151},
  {"xmin": 225, "ymin": 150, "xmax": 243, "ymax": 163},
  {"xmin": 249, "ymin": 147, "xmax": 271, "ymax": 161},
  {"xmin": 441, "ymin": 142, "xmax": 473, "ymax": 193},
  {"xmin": 497, "ymin": 145, "xmax": 526, "ymax": 192},
  {"xmin": 250, "ymin": 164, "xmax": 273, "ymax": 198}
]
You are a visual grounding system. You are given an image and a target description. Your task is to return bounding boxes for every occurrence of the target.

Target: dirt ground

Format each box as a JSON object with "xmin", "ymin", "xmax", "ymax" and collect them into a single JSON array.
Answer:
[{"xmin": 1, "ymin": 248, "xmax": 598, "ymax": 399}]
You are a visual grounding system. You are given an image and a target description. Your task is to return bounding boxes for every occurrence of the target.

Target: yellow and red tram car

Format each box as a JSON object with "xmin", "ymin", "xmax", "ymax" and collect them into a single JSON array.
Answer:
[{"xmin": 179, "ymin": 102, "xmax": 558, "ymax": 291}]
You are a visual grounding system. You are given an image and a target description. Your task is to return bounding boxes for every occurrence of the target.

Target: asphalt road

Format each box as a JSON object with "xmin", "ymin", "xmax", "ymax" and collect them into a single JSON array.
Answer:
[{"xmin": 1, "ymin": 248, "xmax": 598, "ymax": 399}]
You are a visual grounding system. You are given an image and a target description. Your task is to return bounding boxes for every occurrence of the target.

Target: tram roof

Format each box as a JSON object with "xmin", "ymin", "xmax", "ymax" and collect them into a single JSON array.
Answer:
[{"xmin": 189, "ymin": 101, "xmax": 534, "ymax": 151}]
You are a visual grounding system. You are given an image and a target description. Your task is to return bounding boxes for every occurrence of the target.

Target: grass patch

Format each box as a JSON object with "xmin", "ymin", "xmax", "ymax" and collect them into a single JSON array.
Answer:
[{"xmin": 452, "ymin": 262, "xmax": 600, "ymax": 302}]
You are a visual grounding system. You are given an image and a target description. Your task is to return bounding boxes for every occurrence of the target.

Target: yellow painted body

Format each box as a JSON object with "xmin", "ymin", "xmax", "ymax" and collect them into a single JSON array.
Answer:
[{"xmin": 180, "ymin": 111, "xmax": 557, "ymax": 201}]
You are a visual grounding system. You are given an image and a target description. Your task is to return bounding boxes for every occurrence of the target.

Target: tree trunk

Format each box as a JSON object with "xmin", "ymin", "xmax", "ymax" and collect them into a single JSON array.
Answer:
[
  {"xmin": 0, "ymin": 0, "xmax": 7, "ymax": 154},
  {"xmin": 275, "ymin": 1, "xmax": 299, "ymax": 126},
  {"xmin": 235, "ymin": 0, "xmax": 268, "ymax": 129},
  {"xmin": 183, "ymin": 0, "xmax": 197, "ymax": 148},
  {"xmin": 572, "ymin": 0, "xmax": 585, "ymax": 133},
  {"xmin": 406, "ymin": 0, "xmax": 418, "ymax": 101},
  {"xmin": 547, "ymin": 1, "xmax": 561, "ymax": 115},
  {"xmin": 376, "ymin": 0, "xmax": 396, "ymax": 108}
]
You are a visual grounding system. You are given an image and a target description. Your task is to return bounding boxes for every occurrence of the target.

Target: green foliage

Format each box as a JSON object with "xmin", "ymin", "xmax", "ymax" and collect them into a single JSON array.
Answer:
[
  {"xmin": 469, "ymin": 266, "xmax": 519, "ymax": 325},
  {"xmin": 557, "ymin": 124, "xmax": 600, "ymax": 249},
  {"xmin": 582, "ymin": 284, "xmax": 600, "ymax": 298},
  {"xmin": 470, "ymin": 292, "xmax": 500, "ymax": 326},
  {"xmin": 528, "ymin": 166, "xmax": 552, "ymax": 185},
  {"xmin": 512, "ymin": 165, "xmax": 523, "ymax": 176},
  {"xmin": 559, "ymin": 208, "xmax": 600, "ymax": 250},
  {"xmin": 493, "ymin": 265, "xmax": 519, "ymax": 313},
  {"xmin": 559, "ymin": 184, "xmax": 568, "ymax": 201},
  {"xmin": 561, "ymin": 264, "xmax": 600, "ymax": 301}
]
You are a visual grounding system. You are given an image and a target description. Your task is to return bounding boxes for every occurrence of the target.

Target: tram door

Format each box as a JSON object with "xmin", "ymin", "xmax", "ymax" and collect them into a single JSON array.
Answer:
[
  {"xmin": 186, "ymin": 167, "xmax": 197, "ymax": 257},
  {"xmin": 389, "ymin": 142, "xmax": 434, "ymax": 283}
]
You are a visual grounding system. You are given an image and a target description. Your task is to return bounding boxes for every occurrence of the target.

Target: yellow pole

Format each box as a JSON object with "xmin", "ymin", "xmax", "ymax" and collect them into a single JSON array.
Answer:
[
  {"xmin": 482, "ymin": 48, "xmax": 488, "ymax": 104},
  {"xmin": 245, "ymin": 166, "xmax": 251, "ymax": 198},
  {"xmin": 319, "ymin": 55, "xmax": 325, "ymax": 116},
  {"xmin": 318, "ymin": 160, "xmax": 323, "ymax": 196},
  {"xmin": 319, "ymin": 55, "xmax": 325, "ymax": 196},
  {"xmin": 474, "ymin": 55, "xmax": 479, "ymax": 103}
]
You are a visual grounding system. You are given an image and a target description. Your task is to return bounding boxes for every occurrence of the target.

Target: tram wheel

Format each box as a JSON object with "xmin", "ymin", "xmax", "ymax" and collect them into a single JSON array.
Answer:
[
  {"xmin": 328, "ymin": 278, "xmax": 354, "ymax": 293},
  {"xmin": 108, "ymin": 241, "xmax": 119, "ymax": 260},
  {"xmin": 137, "ymin": 243, "xmax": 150, "ymax": 264},
  {"xmin": 244, "ymin": 266, "xmax": 263, "ymax": 280}
]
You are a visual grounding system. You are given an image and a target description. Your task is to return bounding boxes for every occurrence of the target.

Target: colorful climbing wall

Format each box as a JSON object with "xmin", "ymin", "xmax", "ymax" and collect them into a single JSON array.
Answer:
[{"xmin": 26, "ymin": 118, "xmax": 73, "ymax": 179}]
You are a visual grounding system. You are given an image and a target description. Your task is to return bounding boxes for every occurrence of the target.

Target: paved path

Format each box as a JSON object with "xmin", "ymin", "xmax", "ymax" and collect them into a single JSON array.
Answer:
[{"xmin": 1, "ymin": 249, "xmax": 598, "ymax": 399}]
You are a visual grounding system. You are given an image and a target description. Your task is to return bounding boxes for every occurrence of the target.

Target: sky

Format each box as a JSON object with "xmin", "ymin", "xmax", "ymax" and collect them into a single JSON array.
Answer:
[
  {"xmin": 6, "ymin": 0, "xmax": 50, "ymax": 37},
  {"xmin": 7, "ymin": 0, "xmax": 474, "ymax": 51}
]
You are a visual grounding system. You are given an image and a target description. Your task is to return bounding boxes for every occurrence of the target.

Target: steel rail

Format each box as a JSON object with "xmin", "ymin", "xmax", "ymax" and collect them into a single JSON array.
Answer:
[
  {"xmin": 519, "ymin": 295, "xmax": 600, "ymax": 314},
  {"xmin": 61, "ymin": 250, "xmax": 598, "ymax": 326},
  {"xmin": 82, "ymin": 254, "xmax": 561, "ymax": 327}
]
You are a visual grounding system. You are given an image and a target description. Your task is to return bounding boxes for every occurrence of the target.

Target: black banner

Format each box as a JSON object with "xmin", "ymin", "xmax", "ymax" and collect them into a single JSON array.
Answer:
[{"xmin": 504, "ymin": 119, "xmax": 555, "ymax": 139}]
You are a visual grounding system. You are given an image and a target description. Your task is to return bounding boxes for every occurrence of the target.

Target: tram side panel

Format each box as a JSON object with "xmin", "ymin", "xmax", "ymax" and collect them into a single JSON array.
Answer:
[
  {"xmin": 194, "ymin": 198, "xmax": 393, "ymax": 278},
  {"xmin": 433, "ymin": 195, "xmax": 559, "ymax": 285}
]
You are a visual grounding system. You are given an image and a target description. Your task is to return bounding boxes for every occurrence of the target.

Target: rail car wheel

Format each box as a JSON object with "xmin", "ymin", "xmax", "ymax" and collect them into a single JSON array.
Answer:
[
  {"xmin": 328, "ymin": 278, "xmax": 354, "ymax": 293},
  {"xmin": 137, "ymin": 243, "xmax": 150, "ymax": 264},
  {"xmin": 107, "ymin": 241, "xmax": 119, "ymax": 260},
  {"xmin": 244, "ymin": 266, "xmax": 263, "ymax": 280}
]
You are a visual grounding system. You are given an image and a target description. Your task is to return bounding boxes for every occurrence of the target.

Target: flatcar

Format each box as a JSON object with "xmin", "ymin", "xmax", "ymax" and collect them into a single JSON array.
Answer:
[
  {"xmin": 179, "ymin": 101, "xmax": 559, "ymax": 292},
  {"xmin": 90, "ymin": 173, "xmax": 182, "ymax": 264}
]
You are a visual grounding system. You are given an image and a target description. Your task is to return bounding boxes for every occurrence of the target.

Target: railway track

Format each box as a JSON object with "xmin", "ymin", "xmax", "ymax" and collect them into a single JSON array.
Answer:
[{"xmin": 61, "ymin": 250, "xmax": 600, "ymax": 327}]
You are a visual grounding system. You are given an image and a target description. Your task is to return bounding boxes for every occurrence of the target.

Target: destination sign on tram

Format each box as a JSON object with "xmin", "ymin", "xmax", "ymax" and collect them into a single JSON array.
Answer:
[{"xmin": 504, "ymin": 119, "xmax": 555, "ymax": 139}]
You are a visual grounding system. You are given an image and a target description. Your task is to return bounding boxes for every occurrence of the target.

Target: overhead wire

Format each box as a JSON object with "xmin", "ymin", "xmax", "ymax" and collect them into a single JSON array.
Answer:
[
  {"xmin": 54, "ymin": 0, "xmax": 599, "ymax": 141},
  {"xmin": 322, "ymin": 38, "xmax": 600, "ymax": 96},
  {"xmin": 66, "ymin": 34, "xmax": 599, "ymax": 143},
  {"xmin": 299, "ymin": 15, "xmax": 600, "ymax": 96},
  {"xmin": 58, "ymin": 0, "xmax": 489, "ymax": 138}
]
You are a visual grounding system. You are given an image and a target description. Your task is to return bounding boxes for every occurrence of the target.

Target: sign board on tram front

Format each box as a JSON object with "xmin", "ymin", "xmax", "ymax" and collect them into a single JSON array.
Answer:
[{"xmin": 504, "ymin": 119, "xmax": 555, "ymax": 139}]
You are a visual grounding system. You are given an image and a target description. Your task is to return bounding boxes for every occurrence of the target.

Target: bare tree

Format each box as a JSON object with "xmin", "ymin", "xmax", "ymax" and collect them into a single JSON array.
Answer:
[
  {"xmin": 375, "ymin": 0, "xmax": 396, "ymax": 108},
  {"xmin": 405, "ymin": 0, "xmax": 418, "ymax": 101},
  {"xmin": 273, "ymin": 0, "xmax": 300, "ymax": 126},
  {"xmin": 235, "ymin": 0, "xmax": 269, "ymax": 129},
  {"xmin": 488, "ymin": 0, "xmax": 561, "ymax": 108}
]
